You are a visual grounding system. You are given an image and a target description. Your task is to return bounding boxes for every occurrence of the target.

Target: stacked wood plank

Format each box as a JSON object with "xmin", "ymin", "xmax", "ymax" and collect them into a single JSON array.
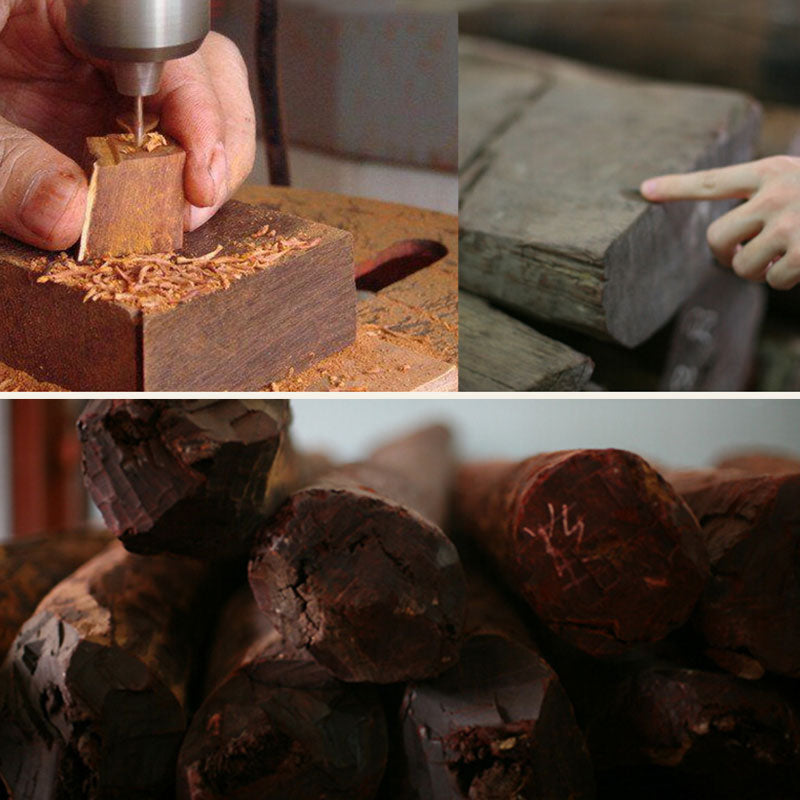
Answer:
[
  {"xmin": 2, "ymin": 404, "xmax": 799, "ymax": 798},
  {"xmin": 458, "ymin": 36, "xmax": 764, "ymax": 390}
]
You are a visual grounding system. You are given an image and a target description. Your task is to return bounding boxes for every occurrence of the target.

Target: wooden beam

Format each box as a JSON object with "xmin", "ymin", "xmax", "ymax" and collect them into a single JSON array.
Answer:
[
  {"xmin": 459, "ymin": 37, "xmax": 761, "ymax": 347},
  {"xmin": 0, "ymin": 200, "xmax": 355, "ymax": 390},
  {"xmin": 459, "ymin": 291, "xmax": 593, "ymax": 390},
  {"xmin": 79, "ymin": 134, "xmax": 185, "ymax": 261}
]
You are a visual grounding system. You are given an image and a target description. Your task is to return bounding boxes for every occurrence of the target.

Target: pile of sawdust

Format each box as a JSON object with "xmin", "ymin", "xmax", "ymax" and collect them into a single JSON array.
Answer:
[{"xmin": 33, "ymin": 226, "xmax": 321, "ymax": 313}]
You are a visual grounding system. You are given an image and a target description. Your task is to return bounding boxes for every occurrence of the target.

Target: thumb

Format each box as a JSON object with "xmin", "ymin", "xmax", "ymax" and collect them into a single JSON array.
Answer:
[{"xmin": 0, "ymin": 116, "xmax": 87, "ymax": 251}]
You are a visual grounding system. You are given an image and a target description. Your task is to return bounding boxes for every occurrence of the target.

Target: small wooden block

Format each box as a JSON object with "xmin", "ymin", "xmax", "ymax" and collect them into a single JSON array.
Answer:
[
  {"xmin": 80, "ymin": 135, "xmax": 185, "ymax": 261},
  {"xmin": 0, "ymin": 200, "xmax": 355, "ymax": 390}
]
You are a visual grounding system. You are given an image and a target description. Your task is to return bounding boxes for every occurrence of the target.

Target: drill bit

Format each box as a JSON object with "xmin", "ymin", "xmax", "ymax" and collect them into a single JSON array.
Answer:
[{"xmin": 134, "ymin": 95, "xmax": 144, "ymax": 148}]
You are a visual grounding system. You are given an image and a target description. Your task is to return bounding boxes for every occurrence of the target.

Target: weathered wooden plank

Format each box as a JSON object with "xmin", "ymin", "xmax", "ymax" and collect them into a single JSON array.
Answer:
[
  {"xmin": 659, "ymin": 268, "xmax": 766, "ymax": 391},
  {"xmin": 455, "ymin": 0, "xmax": 800, "ymax": 103},
  {"xmin": 459, "ymin": 291, "xmax": 594, "ymax": 391},
  {"xmin": 0, "ymin": 200, "xmax": 355, "ymax": 390},
  {"xmin": 459, "ymin": 37, "xmax": 761, "ymax": 347}
]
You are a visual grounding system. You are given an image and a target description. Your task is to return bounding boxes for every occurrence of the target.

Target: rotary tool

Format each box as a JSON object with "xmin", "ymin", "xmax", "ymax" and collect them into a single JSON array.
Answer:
[{"xmin": 65, "ymin": 0, "xmax": 210, "ymax": 146}]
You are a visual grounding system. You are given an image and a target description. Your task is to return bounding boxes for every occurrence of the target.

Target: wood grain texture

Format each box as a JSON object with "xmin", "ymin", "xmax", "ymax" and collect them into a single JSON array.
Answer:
[
  {"xmin": 249, "ymin": 426, "xmax": 466, "ymax": 683},
  {"xmin": 0, "ymin": 186, "xmax": 456, "ymax": 392},
  {"xmin": 459, "ymin": 37, "xmax": 761, "ymax": 347},
  {"xmin": 176, "ymin": 588, "xmax": 387, "ymax": 800},
  {"xmin": 0, "ymin": 529, "xmax": 111, "ymax": 660},
  {"xmin": 79, "ymin": 136, "xmax": 185, "ymax": 261},
  {"xmin": 456, "ymin": 0, "xmax": 800, "ymax": 104},
  {"xmin": 585, "ymin": 665, "xmax": 800, "ymax": 799},
  {"xmin": 400, "ymin": 564, "xmax": 595, "ymax": 799},
  {"xmin": 459, "ymin": 291, "xmax": 594, "ymax": 391},
  {"xmin": 0, "ymin": 200, "xmax": 355, "ymax": 391},
  {"xmin": 0, "ymin": 542, "xmax": 210, "ymax": 800},
  {"xmin": 454, "ymin": 450, "xmax": 709, "ymax": 656},
  {"xmin": 78, "ymin": 399, "xmax": 294, "ymax": 559},
  {"xmin": 668, "ymin": 468, "xmax": 800, "ymax": 678},
  {"xmin": 658, "ymin": 268, "xmax": 766, "ymax": 391}
]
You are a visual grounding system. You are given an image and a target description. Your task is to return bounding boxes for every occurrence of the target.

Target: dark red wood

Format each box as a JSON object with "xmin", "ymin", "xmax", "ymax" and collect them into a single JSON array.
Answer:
[
  {"xmin": 177, "ymin": 587, "xmax": 387, "ymax": 800},
  {"xmin": 454, "ymin": 449, "xmax": 709, "ymax": 656},
  {"xmin": 249, "ymin": 425, "xmax": 465, "ymax": 683},
  {"xmin": 669, "ymin": 468, "xmax": 800, "ymax": 678}
]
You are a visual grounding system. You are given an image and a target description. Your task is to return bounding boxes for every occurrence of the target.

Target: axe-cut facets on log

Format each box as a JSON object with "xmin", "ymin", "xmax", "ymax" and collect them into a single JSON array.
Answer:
[
  {"xmin": 176, "ymin": 588, "xmax": 388, "ymax": 800},
  {"xmin": 669, "ymin": 468, "xmax": 800, "ymax": 678},
  {"xmin": 249, "ymin": 425, "xmax": 466, "ymax": 683},
  {"xmin": 0, "ymin": 542, "xmax": 209, "ymax": 800},
  {"xmin": 400, "ymin": 566, "xmax": 595, "ymax": 799},
  {"xmin": 0, "ymin": 529, "xmax": 110, "ymax": 660},
  {"xmin": 454, "ymin": 449, "xmax": 709, "ymax": 656},
  {"xmin": 78, "ymin": 399, "xmax": 294, "ymax": 559}
]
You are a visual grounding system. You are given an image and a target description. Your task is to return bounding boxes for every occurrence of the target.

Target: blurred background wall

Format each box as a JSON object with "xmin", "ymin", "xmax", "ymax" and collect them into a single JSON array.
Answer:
[
  {"xmin": 213, "ymin": 0, "xmax": 457, "ymax": 213},
  {"xmin": 2, "ymin": 399, "xmax": 797, "ymax": 542}
]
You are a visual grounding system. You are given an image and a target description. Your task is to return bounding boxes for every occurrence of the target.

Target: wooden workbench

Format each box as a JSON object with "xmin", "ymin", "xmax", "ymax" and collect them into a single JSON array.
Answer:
[{"xmin": 0, "ymin": 186, "xmax": 457, "ymax": 393}]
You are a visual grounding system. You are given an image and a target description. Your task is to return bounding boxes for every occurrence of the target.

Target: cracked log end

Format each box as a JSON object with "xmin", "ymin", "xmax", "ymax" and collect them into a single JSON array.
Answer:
[
  {"xmin": 455, "ymin": 449, "xmax": 710, "ymax": 656},
  {"xmin": 669, "ymin": 468, "xmax": 800, "ymax": 678},
  {"xmin": 177, "ymin": 588, "xmax": 387, "ymax": 800},
  {"xmin": 78, "ymin": 399, "xmax": 293, "ymax": 559},
  {"xmin": 248, "ymin": 477, "xmax": 466, "ymax": 684},
  {"xmin": 401, "ymin": 634, "xmax": 594, "ymax": 799}
]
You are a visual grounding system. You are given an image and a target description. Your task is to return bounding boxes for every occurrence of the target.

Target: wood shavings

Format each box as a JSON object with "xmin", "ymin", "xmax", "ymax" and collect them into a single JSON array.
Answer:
[
  {"xmin": 116, "ymin": 132, "xmax": 170, "ymax": 155},
  {"xmin": 34, "ymin": 232, "xmax": 318, "ymax": 312}
]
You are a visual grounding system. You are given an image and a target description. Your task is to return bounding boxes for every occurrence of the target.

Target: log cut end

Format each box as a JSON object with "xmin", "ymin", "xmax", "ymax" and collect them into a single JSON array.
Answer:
[
  {"xmin": 456, "ymin": 449, "xmax": 710, "ymax": 656},
  {"xmin": 79, "ymin": 134, "xmax": 185, "ymax": 261},
  {"xmin": 78, "ymin": 399, "xmax": 293, "ymax": 558},
  {"xmin": 401, "ymin": 634, "xmax": 595, "ymax": 799},
  {"xmin": 249, "ymin": 474, "xmax": 466, "ymax": 684}
]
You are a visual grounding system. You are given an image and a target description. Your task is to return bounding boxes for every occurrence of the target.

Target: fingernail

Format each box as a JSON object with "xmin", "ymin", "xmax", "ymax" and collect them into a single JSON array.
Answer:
[
  {"xmin": 640, "ymin": 178, "xmax": 659, "ymax": 199},
  {"xmin": 19, "ymin": 171, "xmax": 82, "ymax": 240},
  {"xmin": 208, "ymin": 143, "xmax": 228, "ymax": 205},
  {"xmin": 185, "ymin": 203, "xmax": 217, "ymax": 232}
]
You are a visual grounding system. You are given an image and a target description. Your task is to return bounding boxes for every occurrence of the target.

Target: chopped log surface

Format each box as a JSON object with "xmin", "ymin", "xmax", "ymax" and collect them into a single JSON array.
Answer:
[
  {"xmin": 249, "ymin": 425, "xmax": 466, "ymax": 683},
  {"xmin": 79, "ymin": 134, "xmax": 185, "ymax": 261},
  {"xmin": 454, "ymin": 449, "xmax": 709, "ymax": 656},
  {"xmin": 0, "ymin": 542, "xmax": 210, "ymax": 800},
  {"xmin": 658, "ymin": 268, "xmax": 766, "ymax": 391},
  {"xmin": 668, "ymin": 468, "xmax": 800, "ymax": 678},
  {"xmin": 79, "ymin": 399, "xmax": 295, "ymax": 559},
  {"xmin": 0, "ymin": 199, "xmax": 355, "ymax": 390},
  {"xmin": 585, "ymin": 664, "xmax": 800, "ymax": 799},
  {"xmin": 400, "ymin": 564, "xmax": 595, "ymax": 799},
  {"xmin": 715, "ymin": 451, "xmax": 800, "ymax": 476},
  {"xmin": 459, "ymin": 291, "xmax": 594, "ymax": 391},
  {"xmin": 177, "ymin": 588, "xmax": 387, "ymax": 800},
  {"xmin": 0, "ymin": 529, "xmax": 110, "ymax": 660},
  {"xmin": 459, "ymin": 36, "xmax": 760, "ymax": 347},
  {"xmin": 457, "ymin": 0, "xmax": 800, "ymax": 104}
]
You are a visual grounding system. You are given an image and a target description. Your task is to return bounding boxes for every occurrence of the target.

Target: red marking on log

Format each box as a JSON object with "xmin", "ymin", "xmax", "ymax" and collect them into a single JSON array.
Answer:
[{"xmin": 455, "ymin": 449, "xmax": 709, "ymax": 656}]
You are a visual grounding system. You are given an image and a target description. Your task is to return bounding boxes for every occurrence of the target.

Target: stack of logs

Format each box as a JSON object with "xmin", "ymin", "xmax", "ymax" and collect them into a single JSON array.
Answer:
[{"xmin": 0, "ymin": 399, "xmax": 798, "ymax": 798}]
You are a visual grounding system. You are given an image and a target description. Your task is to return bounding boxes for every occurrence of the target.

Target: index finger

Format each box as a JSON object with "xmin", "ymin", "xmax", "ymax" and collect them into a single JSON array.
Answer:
[{"xmin": 640, "ymin": 162, "xmax": 762, "ymax": 203}]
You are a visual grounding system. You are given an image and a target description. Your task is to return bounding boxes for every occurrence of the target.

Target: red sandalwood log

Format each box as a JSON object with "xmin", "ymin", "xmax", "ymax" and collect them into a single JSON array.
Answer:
[
  {"xmin": 0, "ymin": 542, "xmax": 211, "ymax": 799},
  {"xmin": 248, "ymin": 425, "xmax": 466, "ymax": 683},
  {"xmin": 585, "ymin": 665, "xmax": 800, "ymax": 799},
  {"xmin": 0, "ymin": 528, "xmax": 110, "ymax": 660},
  {"xmin": 715, "ymin": 451, "xmax": 800, "ymax": 476},
  {"xmin": 668, "ymin": 468, "xmax": 800, "ymax": 678},
  {"xmin": 400, "ymin": 564, "xmax": 595, "ymax": 799},
  {"xmin": 454, "ymin": 449, "xmax": 709, "ymax": 656},
  {"xmin": 78, "ymin": 399, "xmax": 295, "ymax": 559},
  {"xmin": 176, "ymin": 587, "xmax": 387, "ymax": 800}
]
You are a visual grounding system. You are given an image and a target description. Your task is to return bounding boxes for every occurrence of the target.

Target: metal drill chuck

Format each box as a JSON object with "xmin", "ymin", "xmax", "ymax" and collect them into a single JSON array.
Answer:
[{"xmin": 65, "ymin": 0, "xmax": 210, "ymax": 96}]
